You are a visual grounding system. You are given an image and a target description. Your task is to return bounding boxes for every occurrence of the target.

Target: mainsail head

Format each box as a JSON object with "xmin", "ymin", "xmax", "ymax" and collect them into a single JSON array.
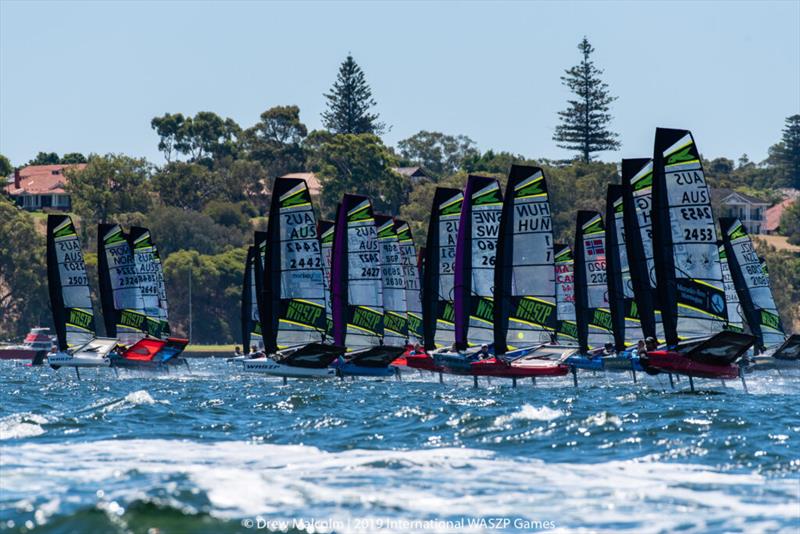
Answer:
[
  {"xmin": 454, "ymin": 175, "xmax": 503, "ymax": 350},
  {"xmin": 421, "ymin": 187, "xmax": 463, "ymax": 350},
  {"xmin": 652, "ymin": 128, "xmax": 726, "ymax": 345},
  {"xmin": 493, "ymin": 165, "xmax": 557, "ymax": 354},
  {"xmin": 720, "ymin": 218, "xmax": 785, "ymax": 351},
  {"xmin": 46, "ymin": 215, "xmax": 95, "ymax": 350},
  {"xmin": 331, "ymin": 195, "xmax": 384, "ymax": 350},
  {"xmin": 573, "ymin": 211, "xmax": 614, "ymax": 353},
  {"xmin": 264, "ymin": 177, "xmax": 327, "ymax": 351}
]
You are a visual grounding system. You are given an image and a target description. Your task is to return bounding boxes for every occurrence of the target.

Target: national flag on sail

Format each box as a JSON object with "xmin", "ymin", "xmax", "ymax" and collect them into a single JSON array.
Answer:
[{"xmin": 586, "ymin": 239, "xmax": 605, "ymax": 256}]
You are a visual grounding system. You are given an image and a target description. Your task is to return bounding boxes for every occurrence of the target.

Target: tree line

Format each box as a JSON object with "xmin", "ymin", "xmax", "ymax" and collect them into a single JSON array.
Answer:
[{"xmin": 1, "ymin": 39, "xmax": 799, "ymax": 342}]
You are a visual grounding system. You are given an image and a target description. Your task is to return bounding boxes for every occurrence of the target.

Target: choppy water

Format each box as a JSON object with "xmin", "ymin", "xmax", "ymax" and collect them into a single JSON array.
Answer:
[{"xmin": 0, "ymin": 359, "xmax": 798, "ymax": 533}]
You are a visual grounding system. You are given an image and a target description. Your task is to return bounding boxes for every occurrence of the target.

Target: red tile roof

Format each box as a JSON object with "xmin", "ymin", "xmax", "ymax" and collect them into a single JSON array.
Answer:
[
  {"xmin": 764, "ymin": 198, "xmax": 795, "ymax": 232},
  {"xmin": 4, "ymin": 164, "xmax": 86, "ymax": 196},
  {"xmin": 280, "ymin": 172, "xmax": 321, "ymax": 196}
]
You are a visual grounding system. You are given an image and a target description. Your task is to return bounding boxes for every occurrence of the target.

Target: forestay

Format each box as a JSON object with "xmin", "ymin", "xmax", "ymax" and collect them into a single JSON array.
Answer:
[
  {"xmin": 422, "ymin": 188, "xmax": 463, "ymax": 350},
  {"xmin": 554, "ymin": 243, "xmax": 578, "ymax": 345},
  {"xmin": 395, "ymin": 219, "xmax": 424, "ymax": 345},
  {"xmin": 652, "ymin": 128, "xmax": 726, "ymax": 345},
  {"xmin": 264, "ymin": 177, "xmax": 327, "ymax": 351},
  {"xmin": 454, "ymin": 175, "xmax": 503, "ymax": 349},
  {"xmin": 46, "ymin": 215, "xmax": 96, "ymax": 350},
  {"xmin": 494, "ymin": 165, "xmax": 556, "ymax": 353},
  {"xmin": 376, "ymin": 215, "xmax": 409, "ymax": 346},
  {"xmin": 720, "ymin": 218, "xmax": 785, "ymax": 351},
  {"xmin": 573, "ymin": 211, "xmax": 614, "ymax": 352},
  {"xmin": 98, "ymin": 223, "xmax": 147, "ymax": 346},
  {"xmin": 331, "ymin": 195, "xmax": 384, "ymax": 350}
]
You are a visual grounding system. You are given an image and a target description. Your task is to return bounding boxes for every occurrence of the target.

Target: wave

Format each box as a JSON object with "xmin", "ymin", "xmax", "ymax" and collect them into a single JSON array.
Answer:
[
  {"xmin": 0, "ymin": 413, "xmax": 50, "ymax": 441},
  {"xmin": 1, "ymin": 439, "xmax": 797, "ymax": 533}
]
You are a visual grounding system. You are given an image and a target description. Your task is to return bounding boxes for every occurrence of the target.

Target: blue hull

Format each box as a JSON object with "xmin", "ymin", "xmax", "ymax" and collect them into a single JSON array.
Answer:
[
  {"xmin": 332, "ymin": 361, "xmax": 396, "ymax": 377},
  {"xmin": 564, "ymin": 355, "xmax": 605, "ymax": 371}
]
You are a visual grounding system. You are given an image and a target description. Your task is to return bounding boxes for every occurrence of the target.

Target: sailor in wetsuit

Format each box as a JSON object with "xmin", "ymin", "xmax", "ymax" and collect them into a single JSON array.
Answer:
[
  {"xmin": 468, "ymin": 344, "xmax": 491, "ymax": 362},
  {"xmin": 233, "ymin": 346, "xmax": 243, "ymax": 357}
]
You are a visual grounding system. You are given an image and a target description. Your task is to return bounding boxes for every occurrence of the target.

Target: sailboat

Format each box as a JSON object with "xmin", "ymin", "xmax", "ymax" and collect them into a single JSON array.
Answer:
[
  {"xmin": 642, "ymin": 128, "xmax": 754, "ymax": 383},
  {"xmin": 46, "ymin": 215, "xmax": 117, "ymax": 375},
  {"xmin": 395, "ymin": 219, "xmax": 424, "ymax": 346},
  {"xmin": 231, "ymin": 232, "xmax": 267, "ymax": 363},
  {"xmin": 473, "ymin": 165, "xmax": 568, "ymax": 380},
  {"xmin": 719, "ymin": 217, "xmax": 799, "ymax": 370},
  {"xmin": 243, "ymin": 177, "xmax": 345, "ymax": 379},
  {"xmin": 123, "ymin": 227, "xmax": 189, "ymax": 368},
  {"xmin": 603, "ymin": 184, "xmax": 646, "ymax": 372},
  {"xmin": 329, "ymin": 195, "xmax": 405, "ymax": 376},
  {"xmin": 407, "ymin": 187, "xmax": 463, "ymax": 373},
  {"xmin": 375, "ymin": 214, "xmax": 409, "ymax": 349},
  {"xmin": 621, "ymin": 158, "xmax": 664, "ymax": 344},
  {"xmin": 564, "ymin": 211, "xmax": 616, "ymax": 371},
  {"xmin": 433, "ymin": 175, "xmax": 503, "ymax": 373}
]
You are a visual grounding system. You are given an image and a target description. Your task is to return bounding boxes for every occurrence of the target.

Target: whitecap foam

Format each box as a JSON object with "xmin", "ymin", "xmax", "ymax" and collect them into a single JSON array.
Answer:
[
  {"xmin": 99, "ymin": 390, "xmax": 168, "ymax": 413},
  {"xmin": 2, "ymin": 439, "xmax": 796, "ymax": 533},
  {"xmin": 0, "ymin": 413, "xmax": 49, "ymax": 440},
  {"xmin": 493, "ymin": 404, "xmax": 564, "ymax": 425}
]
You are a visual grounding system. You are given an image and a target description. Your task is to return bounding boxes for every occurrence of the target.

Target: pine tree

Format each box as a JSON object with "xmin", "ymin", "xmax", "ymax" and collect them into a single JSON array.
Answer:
[
  {"xmin": 553, "ymin": 37, "xmax": 620, "ymax": 162},
  {"xmin": 771, "ymin": 115, "xmax": 800, "ymax": 188},
  {"xmin": 322, "ymin": 55, "xmax": 385, "ymax": 135}
]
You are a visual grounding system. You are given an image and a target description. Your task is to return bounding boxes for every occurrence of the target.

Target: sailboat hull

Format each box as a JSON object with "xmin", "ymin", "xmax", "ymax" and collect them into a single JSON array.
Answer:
[
  {"xmin": 243, "ymin": 359, "xmax": 337, "ymax": 378},
  {"xmin": 404, "ymin": 353, "xmax": 442, "ymax": 372},
  {"xmin": 472, "ymin": 357, "xmax": 569, "ymax": 377},
  {"xmin": 643, "ymin": 350, "xmax": 739, "ymax": 379}
]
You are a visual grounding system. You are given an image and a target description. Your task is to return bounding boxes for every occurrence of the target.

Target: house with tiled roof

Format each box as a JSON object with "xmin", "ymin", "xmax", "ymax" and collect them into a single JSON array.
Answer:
[
  {"xmin": 4, "ymin": 164, "xmax": 85, "ymax": 211},
  {"xmin": 764, "ymin": 197, "xmax": 797, "ymax": 235},
  {"xmin": 712, "ymin": 188, "xmax": 770, "ymax": 234}
]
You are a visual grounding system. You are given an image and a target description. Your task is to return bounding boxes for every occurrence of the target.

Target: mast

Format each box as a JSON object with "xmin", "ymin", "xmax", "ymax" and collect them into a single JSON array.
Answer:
[
  {"xmin": 652, "ymin": 128, "xmax": 726, "ymax": 346},
  {"xmin": 421, "ymin": 188, "xmax": 463, "ymax": 351},
  {"xmin": 493, "ymin": 165, "xmax": 557, "ymax": 354},
  {"xmin": 573, "ymin": 211, "xmax": 614, "ymax": 353},
  {"xmin": 454, "ymin": 175, "xmax": 503, "ymax": 350},
  {"xmin": 46, "ymin": 215, "xmax": 95, "ymax": 350}
]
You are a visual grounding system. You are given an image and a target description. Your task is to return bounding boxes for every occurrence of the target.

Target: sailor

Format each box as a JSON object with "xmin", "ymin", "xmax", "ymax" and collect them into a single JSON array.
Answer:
[
  {"xmin": 644, "ymin": 337, "xmax": 658, "ymax": 352},
  {"xmin": 634, "ymin": 339, "xmax": 645, "ymax": 356},
  {"xmin": 475, "ymin": 344, "xmax": 491, "ymax": 360},
  {"xmin": 412, "ymin": 343, "xmax": 424, "ymax": 355},
  {"xmin": 603, "ymin": 342, "xmax": 615, "ymax": 355},
  {"xmin": 234, "ymin": 346, "xmax": 242, "ymax": 357}
]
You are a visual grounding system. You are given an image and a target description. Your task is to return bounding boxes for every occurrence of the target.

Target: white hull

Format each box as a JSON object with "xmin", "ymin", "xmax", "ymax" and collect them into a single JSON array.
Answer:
[
  {"xmin": 242, "ymin": 358, "xmax": 336, "ymax": 378},
  {"xmin": 48, "ymin": 353, "xmax": 111, "ymax": 368}
]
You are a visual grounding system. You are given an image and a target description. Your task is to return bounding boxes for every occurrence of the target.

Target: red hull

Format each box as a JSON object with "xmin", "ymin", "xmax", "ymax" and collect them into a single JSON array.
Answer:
[
  {"xmin": 405, "ymin": 354, "xmax": 442, "ymax": 372},
  {"xmin": 645, "ymin": 351, "xmax": 739, "ymax": 379},
  {"xmin": 0, "ymin": 349, "xmax": 40, "ymax": 360},
  {"xmin": 470, "ymin": 357, "xmax": 570, "ymax": 378}
]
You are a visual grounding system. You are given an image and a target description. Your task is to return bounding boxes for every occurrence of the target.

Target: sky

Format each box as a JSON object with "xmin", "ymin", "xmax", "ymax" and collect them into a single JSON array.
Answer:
[{"xmin": 1, "ymin": 1, "xmax": 799, "ymax": 166}]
